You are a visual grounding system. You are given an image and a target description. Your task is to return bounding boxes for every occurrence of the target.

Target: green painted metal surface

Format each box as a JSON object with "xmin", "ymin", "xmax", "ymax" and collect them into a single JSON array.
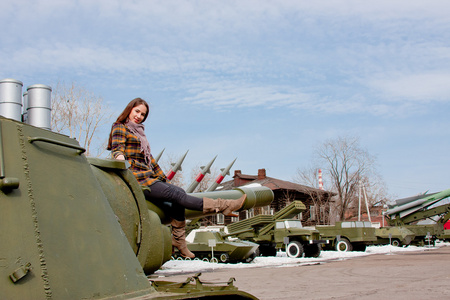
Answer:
[
  {"xmin": 0, "ymin": 116, "xmax": 272, "ymax": 299},
  {"xmin": 316, "ymin": 221, "xmax": 377, "ymax": 251},
  {"xmin": 0, "ymin": 117, "xmax": 153, "ymax": 299},
  {"xmin": 226, "ymin": 201, "xmax": 324, "ymax": 258},
  {"xmin": 176, "ymin": 230, "xmax": 259, "ymax": 263}
]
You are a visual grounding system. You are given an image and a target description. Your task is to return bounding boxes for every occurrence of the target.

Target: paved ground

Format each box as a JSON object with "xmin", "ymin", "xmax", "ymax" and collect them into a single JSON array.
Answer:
[{"xmin": 162, "ymin": 245, "xmax": 450, "ymax": 299}]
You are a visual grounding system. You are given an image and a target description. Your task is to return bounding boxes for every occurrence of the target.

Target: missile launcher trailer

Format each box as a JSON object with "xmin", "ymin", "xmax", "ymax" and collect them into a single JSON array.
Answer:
[
  {"xmin": 0, "ymin": 115, "xmax": 274, "ymax": 299},
  {"xmin": 316, "ymin": 221, "xmax": 377, "ymax": 252},
  {"xmin": 226, "ymin": 201, "xmax": 327, "ymax": 258},
  {"xmin": 383, "ymin": 188, "xmax": 450, "ymax": 246}
]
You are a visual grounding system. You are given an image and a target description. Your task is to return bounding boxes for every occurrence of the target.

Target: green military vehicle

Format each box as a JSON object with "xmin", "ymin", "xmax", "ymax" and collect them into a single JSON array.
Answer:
[
  {"xmin": 316, "ymin": 221, "xmax": 377, "ymax": 252},
  {"xmin": 383, "ymin": 189, "xmax": 450, "ymax": 246},
  {"xmin": 440, "ymin": 229, "xmax": 450, "ymax": 242},
  {"xmin": 0, "ymin": 113, "xmax": 275, "ymax": 299},
  {"xmin": 374, "ymin": 226, "xmax": 416, "ymax": 247},
  {"xmin": 173, "ymin": 229, "xmax": 259, "ymax": 263},
  {"xmin": 227, "ymin": 201, "xmax": 327, "ymax": 258}
]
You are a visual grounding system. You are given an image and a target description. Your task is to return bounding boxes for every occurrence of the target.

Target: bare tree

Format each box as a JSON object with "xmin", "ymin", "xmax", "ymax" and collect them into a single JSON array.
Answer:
[
  {"xmin": 357, "ymin": 174, "xmax": 389, "ymax": 212},
  {"xmin": 51, "ymin": 82, "xmax": 113, "ymax": 156},
  {"xmin": 294, "ymin": 167, "xmax": 333, "ymax": 225},
  {"xmin": 294, "ymin": 166, "xmax": 322, "ymax": 190},
  {"xmin": 297, "ymin": 136, "xmax": 386, "ymax": 222}
]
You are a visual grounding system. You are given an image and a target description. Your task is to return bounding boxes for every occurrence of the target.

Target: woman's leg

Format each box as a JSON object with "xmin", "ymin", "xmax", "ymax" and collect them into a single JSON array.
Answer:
[
  {"xmin": 146, "ymin": 181, "xmax": 246, "ymax": 218},
  {"xmin": 143, "ymin": 181, "xmax": 196, "ymax": 258},
  {"xmin": 148, "ymin": 181, "xmax": 203, "ymax": 211},
  {"xmin": 144, "ymin": 188, "xmax": 185, "ymax": 220}
]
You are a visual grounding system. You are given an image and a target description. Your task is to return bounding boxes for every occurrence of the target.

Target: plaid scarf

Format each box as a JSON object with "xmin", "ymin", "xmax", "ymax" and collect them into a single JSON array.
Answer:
[{"xmin": 125, "ymin": 119, "xmax": 152, "ymax": 165}]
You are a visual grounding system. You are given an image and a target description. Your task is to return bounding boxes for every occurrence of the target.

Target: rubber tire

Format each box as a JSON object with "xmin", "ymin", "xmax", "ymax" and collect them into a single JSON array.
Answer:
[
  {"xmin": 286, "ymin": 241, "xmax": 304, "ymax": 258},
  {"xmin": 336, "ymin": 238, "xmax": 353, "ymax": 252},
  {"xmin": 352, "ymin": 244, "xmax": 367, "ymax": 252},
  {"xmin": 304, "ymin": 244, "xmax": 321, "ymax": 258}
]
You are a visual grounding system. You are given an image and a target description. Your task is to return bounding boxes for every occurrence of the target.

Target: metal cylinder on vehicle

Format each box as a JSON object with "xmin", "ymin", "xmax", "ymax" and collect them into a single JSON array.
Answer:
[
  {"xmin": 22, "ymin": 91, "xmax": 28, "ymax": 123},
  {"xmin": 27, "ymin": 84, "xmax": 52, "ymax": 130},
  {"xmin": 0, "ymin": 78, "xmax": 23, "ymax": 121}
]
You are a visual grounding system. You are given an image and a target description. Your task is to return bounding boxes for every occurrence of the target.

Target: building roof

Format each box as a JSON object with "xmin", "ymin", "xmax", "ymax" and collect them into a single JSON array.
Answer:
[{"xmin": 220, "ymin": 168, "xmax": 335, "ymax": 198}]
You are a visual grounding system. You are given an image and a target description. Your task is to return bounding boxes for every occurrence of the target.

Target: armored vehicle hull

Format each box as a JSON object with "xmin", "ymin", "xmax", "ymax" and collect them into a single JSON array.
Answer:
[
  {"xmin": 173, "ymin": 230, "xmax": 259, "ymax": 263},
  {"xmin": 0, "ymin": 115, "xmax": 274, "ymax": 299},
  {"xmin": 374, "ymin": 226, "xmax": 416, "ymax": 247}
]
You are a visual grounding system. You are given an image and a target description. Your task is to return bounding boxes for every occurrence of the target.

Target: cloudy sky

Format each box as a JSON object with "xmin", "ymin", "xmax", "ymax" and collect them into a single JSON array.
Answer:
[{"xmin": 1, "ymin": 0, "xmax": 449, "ymax": 198}]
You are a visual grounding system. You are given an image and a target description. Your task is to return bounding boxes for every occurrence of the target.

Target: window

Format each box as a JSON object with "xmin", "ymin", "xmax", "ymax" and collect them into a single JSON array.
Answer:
[
  {"xmin": 262, "ymin": 205, "xmax": 271, "ymax": 215},
  {"xmin": 268, "ymin": 205, "xmax": 273, "ymax": 215},
  {"xmin": 310, "ymin": 205, "xmax": 316, "ymax": 221},
  {"xmin": 341, "ymin": 222, "xmax": 352, "ymax": 228},
  {"xmin": 285, "ymin": 220, "xmax": 303, "ymax": 229},
  {"xmin": 216, "ymin": 214, "xmax": 224, "ymax": 225},
  {"xmin": 355, "ymin": 221, "xmax": 364, "ymax": 228},
  {"xmin": 275, "ymin": 222, "xmax": 286, "ymax": 229}
]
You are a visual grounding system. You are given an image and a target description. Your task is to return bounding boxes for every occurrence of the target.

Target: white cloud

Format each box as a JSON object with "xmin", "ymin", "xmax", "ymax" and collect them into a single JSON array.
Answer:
[
  {"xmin": 368, "ymin": 72, "xmax": 450, "ymax": 102},
  {"xmin": 2, "ymin": 0, "xmax": 450, "ymax": 117}
]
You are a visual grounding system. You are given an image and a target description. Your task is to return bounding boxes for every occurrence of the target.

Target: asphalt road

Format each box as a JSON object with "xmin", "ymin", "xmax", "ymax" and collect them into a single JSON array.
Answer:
[{"xmin": 162, "ymin": 245, "xmax": 450, "ymax": 299}]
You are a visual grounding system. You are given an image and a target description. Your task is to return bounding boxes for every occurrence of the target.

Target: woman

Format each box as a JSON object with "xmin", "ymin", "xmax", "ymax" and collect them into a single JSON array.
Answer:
[{"xmin": 107, "ymin": 98, "xmax": 245, "ymax": 258}]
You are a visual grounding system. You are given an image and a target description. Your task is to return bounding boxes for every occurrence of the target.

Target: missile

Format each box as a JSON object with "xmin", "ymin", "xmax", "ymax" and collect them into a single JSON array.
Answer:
[
  {"xmin": 206, "ymin": 157, "xmax": 237, "ymax": 192},
  {"xmin": 185, "ymin": 155, "xmax": 217, "ymax": 193},
  {"xmin": 154, "ymin": 148, "xmax": 165, "ymax": 163},
  {"xmin": 386, "ymin": 191, "xmax": 434, "ymax": 208},
  {"xmin": 166, "ymin": 150, "xmax": 189, "ymax": 181},
  {"xmin": 385, "ymin": 188, "xmax": 450, "ymax": 219}
]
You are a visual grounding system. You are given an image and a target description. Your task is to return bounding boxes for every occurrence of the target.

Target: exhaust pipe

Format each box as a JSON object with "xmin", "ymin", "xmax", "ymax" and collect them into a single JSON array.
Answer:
[
  {"xmin": 0, "ymin": 78, "xmax": 23, "ymax": 122},
  {"xmin": 26, "ymin": 84, "xmax": 52, "ymax": 130},
  {"xmin": 0, "ymin": 79, "xmax": 52, "ymax": 130}
]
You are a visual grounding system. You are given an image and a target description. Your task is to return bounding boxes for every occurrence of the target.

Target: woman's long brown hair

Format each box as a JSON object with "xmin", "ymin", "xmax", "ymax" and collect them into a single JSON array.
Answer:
[{"xmin": 107, "ymin": 98, "xmax": 149, "ymax": 150}]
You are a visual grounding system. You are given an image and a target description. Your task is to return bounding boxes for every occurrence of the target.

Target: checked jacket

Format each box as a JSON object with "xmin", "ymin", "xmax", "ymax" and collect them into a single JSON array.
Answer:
[{"xmin": 110, "ymin": 122, "xmax": 167, "ymax": 187}]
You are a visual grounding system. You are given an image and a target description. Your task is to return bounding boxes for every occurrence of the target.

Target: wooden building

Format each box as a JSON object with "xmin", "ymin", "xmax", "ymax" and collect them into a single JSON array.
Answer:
[{"xmin": 202, "ymin": 168, "xmax": 335, "ymax": 226}]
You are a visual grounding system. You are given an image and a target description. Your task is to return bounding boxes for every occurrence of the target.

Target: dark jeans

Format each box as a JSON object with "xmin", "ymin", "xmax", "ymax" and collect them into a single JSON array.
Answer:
[{"xmin": 144, "ymin": 181, "xmax": 203, "ymax": 221}]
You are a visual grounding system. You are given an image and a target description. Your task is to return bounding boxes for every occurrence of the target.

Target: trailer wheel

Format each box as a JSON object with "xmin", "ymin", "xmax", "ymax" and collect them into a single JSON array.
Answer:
[
  {"xmin": 336, "ymin": 238, "xmax": 352, "ymax": 252},
  {"xmin": 286, "ymin": 241, "xmax": 304, "ymax": 258},
  {"xmin": 219, "ymin": 253, "xmax": 230, "ymax": 263}
]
